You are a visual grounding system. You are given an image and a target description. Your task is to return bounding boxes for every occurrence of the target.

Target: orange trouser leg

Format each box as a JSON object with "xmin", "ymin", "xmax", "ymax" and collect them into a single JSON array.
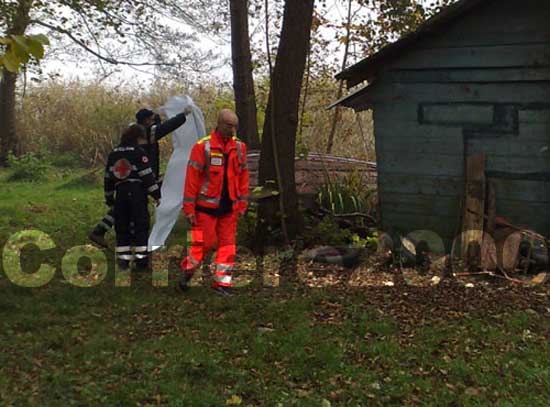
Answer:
[
  {"xmin": 212, "ymin": 211, "xmax": 238, "ymax": 288},
  {"xmin": 180, "ymin": 212, "xmax": 217, "ymax": 275}
]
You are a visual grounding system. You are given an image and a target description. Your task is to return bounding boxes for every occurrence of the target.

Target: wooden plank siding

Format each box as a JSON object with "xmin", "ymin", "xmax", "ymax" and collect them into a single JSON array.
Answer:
[{"xmin": 364, "ymin": 0, "xmax": 550, "ymax": 243}]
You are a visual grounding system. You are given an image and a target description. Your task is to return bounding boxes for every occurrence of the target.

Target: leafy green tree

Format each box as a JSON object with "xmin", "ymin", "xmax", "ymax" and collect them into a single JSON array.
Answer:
[
  {"xmin": 0, "ymin": 0, "xmax": 222, "ymax": 165},
  {"xmin": 0, "ymin": 33, "xmax": 49, "ymax": 73}
]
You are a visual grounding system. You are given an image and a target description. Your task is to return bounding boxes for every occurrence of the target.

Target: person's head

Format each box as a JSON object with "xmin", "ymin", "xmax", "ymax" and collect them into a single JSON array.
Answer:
[
  {"xmin": 216, "ymin": 109, "xmax": 239, "ymax": 138},
  {"xmin": 120, "ymin": 124, "xmax": 146, "ymax": 146},
  {"xmin": 136, "ymin": 108, "xmax": 156, "ymax": 127}
]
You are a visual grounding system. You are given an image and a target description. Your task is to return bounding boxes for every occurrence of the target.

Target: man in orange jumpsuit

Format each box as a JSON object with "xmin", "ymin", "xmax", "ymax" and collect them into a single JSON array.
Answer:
[{"xmin": 178, "ymin": 109, "xmax": 249, "ymax": 296}]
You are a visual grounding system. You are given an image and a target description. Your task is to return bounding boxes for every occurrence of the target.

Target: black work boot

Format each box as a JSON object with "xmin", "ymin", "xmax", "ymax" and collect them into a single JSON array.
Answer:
[
  {"xmin": 211, "ymin": 286, "xmax": 234, "ymax": 297},
  {"xmin": 88, "ymin": 228, "xmax": 108, "ymax": 248},
  {"xmin": 116, "ymin": 259, "xmax": 130, "ymax": 270},
  {"xmin": 177, "ymin": 273, "xmax": 194, "ymax": 293},
  {"xmin": 135, "ymin": 257, "xmax": 151, "ymax": 272}
]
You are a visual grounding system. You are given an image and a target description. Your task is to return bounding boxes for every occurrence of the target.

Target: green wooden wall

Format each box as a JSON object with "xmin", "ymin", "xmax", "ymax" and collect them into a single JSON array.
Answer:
[{"xmin": 355, "ymin": 0, "xmax": 550, "ymax": 248}]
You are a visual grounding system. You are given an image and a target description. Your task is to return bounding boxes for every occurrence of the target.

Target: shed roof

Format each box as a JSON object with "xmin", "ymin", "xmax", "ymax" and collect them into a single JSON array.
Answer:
[{"xmin": 335, "ymin": 0, "xmax": 487, "ymax": 89}]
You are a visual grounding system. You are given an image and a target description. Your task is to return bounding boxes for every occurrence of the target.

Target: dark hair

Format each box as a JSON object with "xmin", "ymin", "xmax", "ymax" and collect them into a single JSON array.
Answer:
[
  {"xmin": 120, "ymin": 124, "xmax": 146, "ymax": 146},
  {"xmin": 136, "ymin": 108, "xmax": 155, "ymax": 124}
]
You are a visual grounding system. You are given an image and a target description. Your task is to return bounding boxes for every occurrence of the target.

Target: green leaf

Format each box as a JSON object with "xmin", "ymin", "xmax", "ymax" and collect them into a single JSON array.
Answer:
[
  {"xmin": 29, "ymin": 34, "xmax": 50, "ymax": 46},
  {"xmin": 2, "ymin": 49, "xmax": 21, "ymax": 72},
  {"xmin": 10, "ymin": 37, "xmax": 30, "ymax": 64},
  {"xmin": 338, "ymin": 192, "xmax": 344, "ymax": 213},
  {"xmin": 26, "ymin": 37, "xmax": 45, "ymax": 60}
]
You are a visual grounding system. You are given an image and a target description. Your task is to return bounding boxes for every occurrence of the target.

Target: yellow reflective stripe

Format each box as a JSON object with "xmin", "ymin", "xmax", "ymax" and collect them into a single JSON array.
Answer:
[
  {"xmin": 211, "ymin": 152, "xmax": 223, "ymax": 157},
  {"xmin": 197, "ymin": 135, "xmax": 211, "ymax": 144},
  {"xmin": 201, "ymin": 141, "xmax": 211, "ymax": 195},
  {"xmin": 188, "ymin": 160, "xmax": 205, "ymax": 170},
  {"xmin": 236, "ymin": 141, "xmax": 244, "ymax": 165},
  {"xmin": 198, "ymin": 195, "xmax": 220, "ymax": 204}
]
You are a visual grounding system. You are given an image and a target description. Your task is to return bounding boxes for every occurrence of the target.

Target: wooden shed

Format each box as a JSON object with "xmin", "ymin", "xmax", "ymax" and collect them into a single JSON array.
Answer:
[{"xmin": 333, "ymin": 0, "xmax": 550, "ymax": 248}]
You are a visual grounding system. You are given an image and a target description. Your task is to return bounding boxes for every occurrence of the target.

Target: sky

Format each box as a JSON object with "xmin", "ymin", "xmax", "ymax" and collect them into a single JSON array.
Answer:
[
  {"xmin": 35, "ymin": 0, "xmax": 444, "ymax": 87},
  {"xmin": 35, "ymin": 1, "xmax": 356, "ymax": 87}
]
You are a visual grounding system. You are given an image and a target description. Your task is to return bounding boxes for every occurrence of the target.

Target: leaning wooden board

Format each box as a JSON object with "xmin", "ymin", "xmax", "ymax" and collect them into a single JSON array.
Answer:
[{"xmin": 461, "ymin": 153, "xmax": 486, "ymax": 266}]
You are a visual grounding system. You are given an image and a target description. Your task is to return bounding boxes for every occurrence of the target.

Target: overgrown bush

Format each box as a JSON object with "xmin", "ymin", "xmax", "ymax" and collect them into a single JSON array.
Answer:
[
  {"xmin": 7, "ymin": 153, "xmax": 50, "ymax": 182},
  {"xmin": 302, "ymin": 216, "xmax": 355, "ymax": 247},
  {"xmin": 47, "ymin": 152, "xmax": 86, "ymax": 169}
]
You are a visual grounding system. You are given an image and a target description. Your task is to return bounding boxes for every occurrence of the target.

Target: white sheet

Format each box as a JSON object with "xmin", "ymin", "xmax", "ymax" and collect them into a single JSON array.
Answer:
[{"xmin": 148, "ymin": 95, "xmax": 205, "ymax": 251}]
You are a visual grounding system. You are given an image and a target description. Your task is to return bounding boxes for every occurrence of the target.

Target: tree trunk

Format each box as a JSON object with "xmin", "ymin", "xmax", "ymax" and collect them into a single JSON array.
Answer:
[
  {"xmin": 256, "ymin": 0, "xmax": 315, "ymax": 243},
  {"xmin": 0, "ymin": 0, "xmax": 32, "ymax": 165},
  {"xmin": 326, "ymin": 0, "xmax": 353, "ymax": 154},
  {"xmin": 0, "ymin": 69, "xmax": 19, "ymax": 165},
  {"xmin": 230, "ymin": 0, "xmax": 260, "ymax": 149}
]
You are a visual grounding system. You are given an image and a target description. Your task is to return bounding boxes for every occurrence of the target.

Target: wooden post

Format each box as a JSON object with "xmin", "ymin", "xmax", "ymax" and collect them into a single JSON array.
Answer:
[{"xmin": 461, "ymin": 153, "xmax": 486, "ymax": 269}]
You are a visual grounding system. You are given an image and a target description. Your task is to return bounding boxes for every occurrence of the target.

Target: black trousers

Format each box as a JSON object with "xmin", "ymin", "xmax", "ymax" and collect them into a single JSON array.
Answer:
[
  {"xmin": 114, "ymin": 182, "xmax": 150, "ymax": 267},
  {"xmin": 96, "ymin": 177, "xmax": 162, "ymax": 234}
]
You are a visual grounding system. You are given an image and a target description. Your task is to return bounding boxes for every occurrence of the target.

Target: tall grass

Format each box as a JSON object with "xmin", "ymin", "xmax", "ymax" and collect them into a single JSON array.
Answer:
[
  {"xmin": 16, "ymin": 80, "xmax": 237, "ymax": 167},
  {"xmin": 15, "ymin": 77, "xmax": 375, "ymax": 167},
  {"xmin": 17, "ymin": 82, "xmax": 138, "ymax": 166}
]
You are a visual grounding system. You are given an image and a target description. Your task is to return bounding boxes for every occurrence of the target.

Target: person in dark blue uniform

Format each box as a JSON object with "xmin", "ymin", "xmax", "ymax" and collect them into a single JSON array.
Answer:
[
  {"xmin": 104, "ymin": 124, "xmax": 161, "ymax": 270},
  {"xmin": 89, "ymin": 107, "xmax": 191, "ymax": 247}
]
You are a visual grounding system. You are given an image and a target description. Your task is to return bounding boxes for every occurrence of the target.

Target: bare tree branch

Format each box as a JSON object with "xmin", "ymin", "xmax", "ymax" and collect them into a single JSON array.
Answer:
[{"xmin": 31, "ymin": 20, "xmax": 178, "ymax": 67}]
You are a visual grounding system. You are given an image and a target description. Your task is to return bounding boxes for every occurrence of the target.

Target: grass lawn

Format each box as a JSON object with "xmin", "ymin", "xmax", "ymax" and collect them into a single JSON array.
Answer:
[{"xmin": 1, "ymin": 167, "xmax": 549, "ymax": 406}]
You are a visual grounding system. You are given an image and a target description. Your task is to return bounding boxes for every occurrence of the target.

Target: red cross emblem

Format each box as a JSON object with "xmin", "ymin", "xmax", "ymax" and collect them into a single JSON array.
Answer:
[{"xmin": 113, "ymin": 158, "xmax": 132, "ymax": 179}]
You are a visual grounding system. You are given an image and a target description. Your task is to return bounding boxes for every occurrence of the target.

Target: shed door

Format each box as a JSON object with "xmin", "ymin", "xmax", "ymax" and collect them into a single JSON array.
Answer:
[{"xmin": 465, "ymin": 105, "xmax": 550, "ymax": 236}]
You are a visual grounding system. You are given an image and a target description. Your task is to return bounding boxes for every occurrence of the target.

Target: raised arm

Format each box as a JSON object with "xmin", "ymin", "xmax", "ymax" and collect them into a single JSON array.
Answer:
[{"xmin": 150, "ymin": 110, "xmax": 188, "ymax": 142}]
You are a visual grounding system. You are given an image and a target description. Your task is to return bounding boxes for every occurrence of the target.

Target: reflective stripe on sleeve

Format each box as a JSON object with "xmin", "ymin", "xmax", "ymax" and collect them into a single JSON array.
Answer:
[
  {"xmin": 188, "ymin": 160, "xmax": 205, "ymax": 170},
  {"xmin": 138, "ymin": 168, "xmax": 152, "ymax": 177}
]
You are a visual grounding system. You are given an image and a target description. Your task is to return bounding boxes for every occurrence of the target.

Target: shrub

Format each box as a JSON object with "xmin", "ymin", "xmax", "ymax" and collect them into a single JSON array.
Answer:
[
  {"xmin": 317, "ymin": 169, "xmax": 376, "ymax": 216},
  {"xmin": 302, "ymin": 216, "xmax": 354, "ymax": 247},
  {"xmin": 7, "ymin": 153, "xmax": 50, "ymax": 182}
]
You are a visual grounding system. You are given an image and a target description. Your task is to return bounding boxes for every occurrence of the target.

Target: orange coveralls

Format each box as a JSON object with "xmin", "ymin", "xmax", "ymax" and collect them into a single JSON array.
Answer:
[{"xmin": 180, "ymin": 130, "xmax": 249, "ymax": 288}]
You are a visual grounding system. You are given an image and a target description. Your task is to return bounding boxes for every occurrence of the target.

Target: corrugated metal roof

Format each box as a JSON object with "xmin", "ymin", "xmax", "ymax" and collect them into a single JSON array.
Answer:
[{"xmin": 335, "ymin": 0, "xmax": 487, "ymax": 88}]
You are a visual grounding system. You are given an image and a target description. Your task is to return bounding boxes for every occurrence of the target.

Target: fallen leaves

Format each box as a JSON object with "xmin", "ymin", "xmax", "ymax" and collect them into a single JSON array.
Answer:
[{"xmin": 225, "ymin": 394, "xmax": 242, "ymax": 405}]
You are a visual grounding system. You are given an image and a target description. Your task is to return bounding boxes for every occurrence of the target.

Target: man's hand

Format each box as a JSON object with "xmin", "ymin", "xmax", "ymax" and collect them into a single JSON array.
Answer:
[
  {"xmin": 186, "ymin": 213, "xmax": 196, "ymax": 225},
  {"xmin": 183, "ymin": 106, "xmax": 193, "ymax": 116}
]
